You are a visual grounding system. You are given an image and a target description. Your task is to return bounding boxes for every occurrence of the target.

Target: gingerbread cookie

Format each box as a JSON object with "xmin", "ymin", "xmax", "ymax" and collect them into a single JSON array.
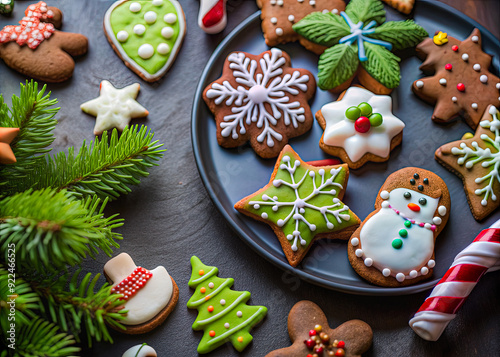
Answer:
[
  {"xmin": 198, "ymin": 0, "xmax": 227, "ymax": 34},
  {"xmin": 0, "ymin": 127, "xmax": 19, "ymax": 164},
  {"xmin": 292, "ymin": 0, "xmax": 427, "ymax": 93},
  {"xmin": 0, "ymin": 2, "xmax": 88, "ymax": 82},
  {"xmin": 316, "ymin": 86, "xmax": 405, "ymax": 169},
  {"xmin": 235, "ymin": 145, "xmax": 360, "ymax": 267},
  {"xmin": 348, "ymin": 168, "xmax": 451, "ymax": 287},
  {"xmin": 203, "ymin": 48, "xmax": 316, "ymax": 158},
  {"xmin": 104, "ymin": 0, "xmax": 186, "ymax": 82},
  {"xmin": 187, "ymin": 256, "xmax": 268, "ymax": 354},
  {"xmin": 382, "ymin": 0, "xmax": 414, "ymax": 15},
  {"xmin": 122, "ymin": 343, "xmax": 157, "ymax": 357},
  {"xmin": 266, "ymin": 300, "xmax": 372, "ymax": 357},
  {"xmin": 412, "ymin": 29, "xmax": 500, "ymax": 129},
  {"xmin": 256, "ymin": 0, "xmax": 345, "ymax": 54},
  {"xmin": 103, "ymin": 253, "xmax": 179, "ymax": 334},
  {"xmin": 436, "ymin": 105, "xmax": 500, "ymax": 220}
]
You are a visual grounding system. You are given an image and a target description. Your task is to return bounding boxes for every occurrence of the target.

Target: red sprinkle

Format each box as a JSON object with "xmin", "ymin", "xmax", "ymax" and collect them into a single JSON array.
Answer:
[
  {"xmin": 452, "ymin": 45, "xmax": 459, "ymax": 52},
  {"xmin": 309, "ymin": 329, "xmax": 317, "ymax": 337},
  {"xmin": 354, "ymin": 116, "xmax": 371, "ymax": 133},
  {"xmin": 209, "ymin": 330, "xmax": 216, "ymax": 337},
  {"xmin": 445, "ymin": 63, "xmax": 452, "ymax": 71},
  {"xmin": 304, "ymin": 339, "xmax": 315, "ymax": 349},
  {"xmin": 337, "ymin": 341, "xmax": 346, "ymax": 349},
  {"xmin": 457, "ymin": 83, "xmax": 465, "ymax": 92}
]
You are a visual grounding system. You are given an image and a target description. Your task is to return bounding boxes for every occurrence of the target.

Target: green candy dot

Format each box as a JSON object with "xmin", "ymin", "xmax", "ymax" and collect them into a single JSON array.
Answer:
[
  {"xmin": 399, "ymin": 229, "xmax": 408, "ymax": 238},
  {"xmin": 392, "ymin": 238, "xmax": 403, "ymax": 249},
  {"xmin": 404, "ymin": 220, "xmax": 412, "ymax": 228},
  {"xmin": 369, "ymin": 113, "xmax": 383, "ymax": 127},
  {"xmin": 345, "ymin": 106, "xmax": 361, "ymax": 120},
  {"xmin": 358, "ymin": 102, "xmax": 372, "ymax": 117}
]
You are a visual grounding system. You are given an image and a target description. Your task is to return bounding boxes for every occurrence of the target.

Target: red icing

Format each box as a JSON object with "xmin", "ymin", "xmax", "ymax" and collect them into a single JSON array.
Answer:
[
  {"xmin": 202, "ymin": 0, "xmax": 225, "ymax": 28},
  {"xmin": 0, "ymin": 2, "xmax": 55, "ymax": 49},
  {"xmin": 110, "ymin": 266, "xmax": 153, "ymax": 301},
  {"xmin": 307, "ymin": 159, "xmax": 341, "ymax": 166}
]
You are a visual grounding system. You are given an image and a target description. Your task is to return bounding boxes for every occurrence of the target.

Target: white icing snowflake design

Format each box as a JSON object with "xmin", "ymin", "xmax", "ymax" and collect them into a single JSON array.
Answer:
[
  {"xmin": 206, "ymin": 48, "xmax": 310, "ymax": 147},
  {"xmin": 248, "ymin": 155, "xmax": 352, "ymax": 251},
  {"xmin": 451, "ymin": 106, "xmax": 500, "ymax": 206}
]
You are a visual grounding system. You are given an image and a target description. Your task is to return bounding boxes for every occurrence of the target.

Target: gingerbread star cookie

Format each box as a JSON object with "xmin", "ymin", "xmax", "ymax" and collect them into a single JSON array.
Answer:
[
  {"xmin": 266, "ymin": 301, "xmax": 372, "ymax": 357},
  {"xmin": 81, "ymin": 80, "xmax": 149, "ymax": 135},
  {"xmin": 0, "ymin": 127, "xmax": 19, "ymax": 164},
  {"xmin": 436, "ymin": 105, "xmax": 500, "ymax": 220},
  {"xmin": 382, "ymin": 0, "xmax": 414, "ymax": 15},
  {"xmin": 256, "ymin": 0, "xmax": 345, "ymax": 54},
  {"xmin": 235, "ymin": 145, "xmax": 360, "ymax": 267},
  {"xmin": 412, "ymin": 29, "xmax": 500, "ymax": 129},
  {"xmin": 203, "ymin": 48, "xmax": 316, "ymax": 159}
]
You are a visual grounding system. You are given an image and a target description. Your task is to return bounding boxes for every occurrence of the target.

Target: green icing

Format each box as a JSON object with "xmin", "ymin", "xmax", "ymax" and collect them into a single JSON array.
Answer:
[
  {"xmin": 244, "ymin": 152, "xmax": 358, "ymax": 253},
  {"xmin": 110, "ymin": 0, "xmax": 180, "ymax": 74},
  {"xmin": 187, "ymin": 256, "xmax": 268, "ymax": 354}
]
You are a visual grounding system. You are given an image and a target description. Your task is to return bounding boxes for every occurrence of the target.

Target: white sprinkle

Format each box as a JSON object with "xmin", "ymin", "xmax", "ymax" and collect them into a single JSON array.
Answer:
[
  {"xmin": 438, "ymin": 205, "xmax": 447, "ymax": 216},
  {"xmin": 276, "ymin": 28, "xmax": 283, "ymax": 36},
  {"xmin": 270, "ymin": 0, "xmax": 276, "ymax": 4},
  {"xmin": 261, "ymin": 212, "xmax": 268, "ymax": 219},
  {"xmin": 471, "ymin": 103, "xmax": 478, "ymax": 109},
  {"xmin": 496, "ymin": 83, "xmax": 500, "ymax": 89},
  {"xmin": 332, "ymin": 9, "xmax": 339, "ymax": 14},
  {"xmin": 473, "ymin": 63, "xmax": 481, "ymax": 71},
  {"xmin": 277, "ymin": 0, "xmax": 283, "ymax": 5},
  {"xmin": 364, "ymin": 258, "xmax": 373, "ymax": 267},
  {"xmin": 351, "ymin": 238, "xmax": 359, "ymax": 246},
  {"xmin": 462, "ymin": 53, "xmax": 469, "ymax": 61},
  {"xmin": 224, "ymin": 322, "xmax": 230, "ymax": 329},
  {"xmin": 288, "ymin": 15, "xmax": 295, "ymax": 22},
  {"xmin": 220, "ymin": 299, "xmax": 226, "ymax": 305},
  {"xmin": 396, "ymin": 273, "xmax": 405, "ymax": 282},
  {"xmin": 208, "ymin": 282, "xmax": 214, "ymax": 288},
  {"xmin": 129, "ymin": 2, "xmax": 141, "ymax": 12},
  {"xmin": 415, "ymin": 80, "xmax": 424, "ymax": 88},
  {"xmin": 421, "ymin": 267, "xmax": 429, "ymax": 275},
  {"xmin": 270, "ymin": 17, "xmax": 278, "ymax": 24},
  {"xmin": 380, "ymin": 190, "xmax": 390, "ymax": 199},
  {"xmin": 428, "ymin": 260, "xmax": 436, "ymax": 268},
  {"xmin": 161, "ymin": 26, "xmax": 174, "ymax": 39},
  {"xmin": 309, "ymin": 0, "xmax": 315, "ymax": 5},
  {"xmin": 322, "ymin": 9, "xmax": 329, "ymax": 14},
  {"xmin": 355, "ymin": 249, "xmax": 363, "ymax": 257},
  {"xmin": 471, "ymin": 35, "xmax": 479, "ymax": 43},
  {"xmin": 381, "ymin": 201, "xmax": 390, "ymax": 208},
  {"xmin": 164, "ymin": 13, "xmax": 177, "ymax": 24},
  {"xmin": 480, "ymin": 75, "xmax": 488, "ymax": 83},
  {"xmin": 452, "ymin": 96, "xmax": 457, "ymax": 102},
  {"xmin": 439, "ymin": 78, "xmax": 447, "ymax": 85},
  {"xmin": 144, "ymin": 11, "xmax": 157, "ymax": 24},
  {"xmin": 433, "ymin": 217, "xmax": 442, "ymax": 225},
  {"xmin": 410, "ymin": 270, "xmax": 418, "ymax": 278},
  {"xmin": 236, "ymin": 311, "xmax": 243, "ymax": 317},
  {"xmin": 382, "ymin": 268, "xmax": 391, "ymax": 277}
]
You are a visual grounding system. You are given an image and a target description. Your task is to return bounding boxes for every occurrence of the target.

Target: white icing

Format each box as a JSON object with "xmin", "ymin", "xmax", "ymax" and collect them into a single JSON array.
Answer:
[
  {"xmin": 129, "ymin": 2, "xmax": 141, "ymax": 12},
  {"xmin": 122, "ymin": 344, "xmax": 157, "ymax": 357},
  {"xmin": 351, "ymin": 237, "xmax": 359, "ymax": 246},
  {"xmin": 117, "ymin": 30, "xmax": 129, "ymax": 42},
  {"xmin": 276, "ymin": 27, "xmax": 283, "ymax": 36},
  {"xmin": 364, "ymin": 258, "xmax": 373, "ymax": 267},
  {"xmin": 439, "ymin": 78, "xmax": 447, "ymax": 85},
  {"xmin": 380, "ymin": 190, "xmax": 390, "ymax": 199},
  {"xmin": 416, "ymin": 80, "xmax": 424, "ymax": 88},
  {"xmin": 433, "ymin": 217, "xmax": 442, "ymax": 225},
  {"xmin": 480, "ymin": 75, "xmax": 488, "ymax": 83},
  {"xmin": 161, "ymin": 26, "xmax": 174, "ymax": 39},
  {"xmin": 355, "ymin": 249, "xmax": 363, "ymax": 257},
  {"xmin": 164, "ymin": 13, "xmax": 177, "ymax": 24},
  {"xmin": 144, "ymin": 11, "xmax": 157, "ymax": 24},
  {"xmin": 438, "ymin": 205, "xmax": 447, "ymax": 216},
  {"xmin": 321, "ymin": 87, "xmax": 405, "ymax": 162},
  {"xmin": 206, "ymin": 49, "xmax": 310, "ymax": 146},
  {"xmin": 462, "ymin": 53, "xmax": 469, "ymax": 61},
  {"xmin": 133, "ymin": 24, "xmax": 146, "ymax": 35},
  {"xmin": 473, "ymin": 63, "xmax": 481, "ymax": 71},
  {"xmin": 138, "ymin": 43, "xmax": 154, "ymax": 59},
  {"xmin": 152, "ymin": 0, "xmax": 164, "ymax": 5},
  {"xmin": 157, "ymin": 43, "xmax": 170, "ymax": 55},
  {"xmin": 270, "ymin": 17, "xmax": 277, "ymax": 24},
  {"xmin": 428, "ymin": 259, "xmax": 435, "ymax": 268},
  {"xmin": 471, "ymin": 35, "xmax": 479, "ymax": 43}
]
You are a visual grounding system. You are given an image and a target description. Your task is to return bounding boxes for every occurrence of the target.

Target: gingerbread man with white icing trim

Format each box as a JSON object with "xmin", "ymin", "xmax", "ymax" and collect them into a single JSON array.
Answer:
[{"xmin": 348, "ymin": 167, "xmax": 451, "ymax": 287}]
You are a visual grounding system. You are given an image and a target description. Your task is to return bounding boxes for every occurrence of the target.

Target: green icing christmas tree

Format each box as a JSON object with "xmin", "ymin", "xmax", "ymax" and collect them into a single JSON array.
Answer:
[{"xmin": 187, "ymin": 256, "xmax": 268, "ymax": 354}]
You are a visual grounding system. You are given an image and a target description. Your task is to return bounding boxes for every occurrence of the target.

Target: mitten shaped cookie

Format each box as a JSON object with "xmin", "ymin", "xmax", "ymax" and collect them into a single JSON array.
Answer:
[
  {"xmin": 348, "ymin": 167, "xmax": 451, "ymax": 287},
  {"xmin": 0, "ymin": 2, "xmax": 88, "ymax": 82},
  {"xmin": 266, "ymin": 301, "xmax": 372, "ymax": 357}
]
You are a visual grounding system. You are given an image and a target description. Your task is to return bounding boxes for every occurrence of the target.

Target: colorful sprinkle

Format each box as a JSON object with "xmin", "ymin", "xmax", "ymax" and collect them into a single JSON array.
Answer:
[{"xmin": 457, "ymin": 83, "xmax": 465, "ymax": 92}]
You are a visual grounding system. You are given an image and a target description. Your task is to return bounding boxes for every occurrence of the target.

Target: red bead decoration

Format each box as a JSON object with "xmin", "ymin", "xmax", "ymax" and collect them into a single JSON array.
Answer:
[
  {"xmin": 452, "ymin": 45, "xmax": 459, "ymax": 52},
  {"xmin": 207, "ymin": 305, "xmax": 214, "ymax": 312},
  {"xmin": 209, "ymin": 330, "xmax": 216, "ymax": 337},
  {"xmin": 457, "ymin": 83, "xmax": 465, "ymax": 92},
  {"xmin": 315, "ymin": 346, "xmax": 324, "ymax": 354},
  {"xmin": 304, "ymin": 339, "xmax": 315, "ymax": 349},
  {"xmin": 337, "ymin": 341, "xmax": 345, "ymax": 349},
  {"xmin": 354, "ymin": 116, "xmax": 371, "ymax": 133},
  {"xmin": 309, "ymin": 329, "xmax": 317, "ymax": 337},
  {"xmin": 445, "ymin": 63, "xmax": 452, "ymax": 71},
  {"xmin": 335, "ymin": 349, "xmax": 346, "ymax": 357},
  {"xmin": 111, "ymin": 267, "xmax": 153, "ymax": 301}
]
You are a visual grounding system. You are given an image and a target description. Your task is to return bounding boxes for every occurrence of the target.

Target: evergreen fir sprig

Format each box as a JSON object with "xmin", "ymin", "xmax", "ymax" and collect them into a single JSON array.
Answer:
[{"xmin": 0, "ymin": 188, "xmax": 123, "ymax": 272}]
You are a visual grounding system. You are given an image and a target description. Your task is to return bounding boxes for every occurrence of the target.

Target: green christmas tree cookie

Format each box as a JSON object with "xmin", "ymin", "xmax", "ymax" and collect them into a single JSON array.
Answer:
[{"xmin": 187, "ymin": 256, "xmax": 268, "ymax": 354}]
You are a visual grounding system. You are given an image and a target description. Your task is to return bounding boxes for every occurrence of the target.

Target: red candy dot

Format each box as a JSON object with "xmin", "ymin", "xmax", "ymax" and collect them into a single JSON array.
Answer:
[
  {"xmin": 335, "ymin": 349, "xmax": 346, "ymax": 357},
  {"xmin": 457, "ymin": 83, "xmax": 465, "ymax": 92},
  {"xmin": 445, "ymin": 63, "xmax": 452, "ymax": 70},
  {"xmin": 452, "ymin": 45, "xmax": 458, "ymax": 52},
  {"xmin": 315, "ymin": 346, "xmax": 324, "ymax": 354},
  {"xmin": 209, "ymin": 330, "xmax": 216, "ymax": 337},
  {"xmin": 207, "ymin": 305, "xmax": 214, "ymax": 312},
  {"xmin": 309, "ymin": 330, "xmax": 317, "ymax": 337},
  {"xmin": 304, "ymin": 339, "xmax": 315, "ymax": 349},
  {"xmin": 354, "ymin": 116, "xmax": 371, "ymax": 133},
  {"xmin": 338, "ymin": 341, "xmax": 346, "ymax": 349}
]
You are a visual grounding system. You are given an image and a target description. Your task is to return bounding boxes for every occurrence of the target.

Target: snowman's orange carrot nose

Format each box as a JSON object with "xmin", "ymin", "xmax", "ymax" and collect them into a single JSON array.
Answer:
[{"xmin": 408, "ymin": 203, "xmax": 421, "ymax": 212}]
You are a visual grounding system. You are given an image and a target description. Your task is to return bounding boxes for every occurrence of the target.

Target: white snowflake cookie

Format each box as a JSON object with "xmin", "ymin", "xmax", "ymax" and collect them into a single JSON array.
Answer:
[{"xmin": 203, "ymin": 48, "xmax": 316, "ymax": 158}]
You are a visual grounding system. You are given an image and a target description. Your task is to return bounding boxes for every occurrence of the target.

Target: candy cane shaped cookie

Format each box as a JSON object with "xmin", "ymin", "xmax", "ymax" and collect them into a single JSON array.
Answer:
[
  {"xmin": 409, "ymin": 219, "xmax": 500, "ymax": 341},
  {"xmin": 198, "ymin": 0, "xmax": 227, "ymax": 34}
]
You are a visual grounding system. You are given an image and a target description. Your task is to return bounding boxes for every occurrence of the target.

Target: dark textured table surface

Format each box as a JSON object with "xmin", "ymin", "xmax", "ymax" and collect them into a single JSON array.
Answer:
[{"xmin": 1, "ymin": 1, "xmax": 499, "ymax": 356}]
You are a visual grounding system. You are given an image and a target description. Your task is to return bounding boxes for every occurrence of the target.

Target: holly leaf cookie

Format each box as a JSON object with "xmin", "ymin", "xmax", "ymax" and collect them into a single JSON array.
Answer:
[
  {"xmin": 348, "ymin": 167, "xmax": 451, "ymax": 287},
  {"xmin": 316, "ymin": 86, "xmax": 405, "ymax": 168},
  {"xmin": 266, "ymin": 300, "xmax": 373, "ymax": 357},
  {"xmin": 203, "ymin": 48, "xmax": 316, "ymax": 159},
  {"xmin": 412, "ymin": 29, "xmax": 500, "ymax": 129},
  {"xmin": 104, "ymin": 0, "xmax": 186, "ymax": 82},
  {"xmin": 256, "ymin": 0, "xmax": 345, "ymax": 54},
  {"xmin": 235, "ymin": 145, "xmax": 360, "ymax": 267},
  {"xmin": 293, "ymin": 0, "xmax": 427, "ymax": 93},
  {"xmin": 436, "ymin": 105, "xmax": 500, "ymax": 221}
]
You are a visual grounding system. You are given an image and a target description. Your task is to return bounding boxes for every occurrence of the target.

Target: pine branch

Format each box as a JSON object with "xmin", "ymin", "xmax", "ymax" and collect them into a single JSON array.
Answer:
[
  {"xmin": 4, "ymin": 125, "xmax": 165, "ymax": 200},
  {"xmin": 0, "ymin": 188, "xmax": 122, "ymax": 272}
]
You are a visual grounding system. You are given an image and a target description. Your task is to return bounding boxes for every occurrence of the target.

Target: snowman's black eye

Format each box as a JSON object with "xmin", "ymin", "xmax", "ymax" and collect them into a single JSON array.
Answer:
[
  {"xmin": 419, "ymin": 198, "xmax": 427, "ymax": 205},
  {"xmin": 404, "ymin": 192, "xmax": 411, "ymax": 199}
]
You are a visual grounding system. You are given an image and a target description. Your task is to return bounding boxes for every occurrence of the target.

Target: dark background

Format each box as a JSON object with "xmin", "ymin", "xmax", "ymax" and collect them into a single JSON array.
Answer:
[{"xmin": 1, "ymin": 0, "xmax": 499, "ymax": 356}]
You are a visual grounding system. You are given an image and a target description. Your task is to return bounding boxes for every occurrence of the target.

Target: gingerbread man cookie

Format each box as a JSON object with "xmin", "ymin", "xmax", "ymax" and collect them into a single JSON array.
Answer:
[
  {"xmin": 436, "ymin": 104, "xmax": 500, "ymax": 221},
  {"xmin": 0, "ymin": 2, "xmax": 88, "ymax": 82},
  {"xmin": 266, "ymin": 300, "xmax": 372, "ymax": 357},
  {"xmin": 412, "ymin": 29, "xmax": 500, "ymax": 129},
  {"xmin": 203, "ymin": 48, "xmax": 316, "ymax": 159}
]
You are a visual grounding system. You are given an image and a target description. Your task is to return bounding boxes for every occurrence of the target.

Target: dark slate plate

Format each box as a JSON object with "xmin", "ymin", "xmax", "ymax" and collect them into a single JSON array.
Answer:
[{"xmin": 192, "ymin": 1, "xmax": 500, "ymax": 296}]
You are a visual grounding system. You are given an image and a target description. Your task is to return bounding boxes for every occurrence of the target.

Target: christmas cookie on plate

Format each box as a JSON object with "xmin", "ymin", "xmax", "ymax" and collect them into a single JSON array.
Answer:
[
  {"xmin": 412, "ymin": 29, "xmax": 500, "ymax": 129},
  {"xmin": 122, "ymin": 343, "xmax": 157, "ymax": 357},
  {"xmin": 203, "ymin": 48, "xmax": 316, "ymax": 159},
  {"xmin": 316, "ymin": 86, "xmax": 405, "ymax": 169},
  {"xmin": 292, "ymin": 0, "xmax": 427, "ymax": 93},
  {"xmin": 104, "ymin": 253, "xmax": 179, "ymax": 334},
  {"xmin": 198, "ymin": 0, "xmax": 227, "ymax": 34},
  {"xmin": 104, "ymin": 0, "xmax": 186, "ymax": 82},
  {"xmin": 435, "ymin": 105, "xmax": 500, "ymax": 220},
  {"xmin": 235, "ymin": 145, "xmax": 360, "ymax": 267},
  {"xmin": 348, "ymin": 167, "xmax": 451, "ymax": 287}
]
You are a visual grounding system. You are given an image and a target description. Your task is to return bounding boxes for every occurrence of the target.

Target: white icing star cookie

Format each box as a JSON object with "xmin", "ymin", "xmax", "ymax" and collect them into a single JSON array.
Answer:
[{"xmin": 81, "ymin": 80, "xmax": 149, "ymax": 135}]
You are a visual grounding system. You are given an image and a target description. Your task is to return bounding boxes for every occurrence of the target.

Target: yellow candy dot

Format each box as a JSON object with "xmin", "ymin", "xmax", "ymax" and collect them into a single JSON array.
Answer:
[
  {"xmin": 461, "ymin": 132, "xmax": 474, "ymax": 140},
  {"xmin": 314, "ymin": 324, "xmax": 322, "ymax": 332}
]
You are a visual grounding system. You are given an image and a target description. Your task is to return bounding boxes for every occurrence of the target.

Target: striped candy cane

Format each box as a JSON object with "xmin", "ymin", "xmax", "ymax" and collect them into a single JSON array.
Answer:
[
  {"xmin": 198, "ymin": 0, "xmax": 227, "ymax": 34},
  {"xmin": 409, "ymin": 219, "xmax": 500, "ymax": 341}
]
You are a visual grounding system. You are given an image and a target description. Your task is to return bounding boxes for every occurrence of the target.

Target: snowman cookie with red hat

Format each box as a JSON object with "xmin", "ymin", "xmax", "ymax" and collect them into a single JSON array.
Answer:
[
  {"xmin": 348, "ymin": 167, "xmax": 451, "ymax": 287},
  {"xmin": 104, "ymin": 253, "xmax": 179, "ymax": 334}
]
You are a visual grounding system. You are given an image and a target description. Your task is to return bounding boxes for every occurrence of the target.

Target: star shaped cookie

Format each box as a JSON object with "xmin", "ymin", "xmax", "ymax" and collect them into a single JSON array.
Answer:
[
  {"xmin": 412, "ymin": 28, "xmax": 500, "ymax": 129},
  {"xmin": 435, "ymin": 104, "xmax": 500, "ymax": 220},
  {"xmin": 234, "ymin": 145, "xmax": 360, "ymax": 267},
  {"xmin": 81, "ymin": 80, "xmax": 149, "ymax": 135},
  {"xmin": 265, "ymin": 300, "xmax": 372, "ymax": 357},
  {"xmin": 0, "ymin": 127, "xmax": 19, "ymax": 164}
]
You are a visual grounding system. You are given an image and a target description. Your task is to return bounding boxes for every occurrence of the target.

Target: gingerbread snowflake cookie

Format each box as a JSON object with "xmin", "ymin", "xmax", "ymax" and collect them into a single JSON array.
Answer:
[
  {"xmin": 256, "ymin": 0, "xmax": 345, "ymax": 54},
  {"xmin": 203, "ymin": 48, "xmax": 316, "ymax": 158},
  {"xmin": 348, "ymin": 167, "xmax": 451, "ymax": 287},
  {"xmin": 235, "ymin": 145, "xmax": 360, "ymax": 267},
  {"xmin": 104, "ymin": 253, "xmax": 179, "ymax": 334},
  {"xmin": 266, "ymin": 301, "xmax": 372, "ymax": 357},
  {"xmin": 316, "ymin": 86, "xmax": 405, "ymax": 169},
  {"xmin": 412, "ymin": 29, "xmax": 500, "ymax": 129},
  {"xmin": 436, "ymin": 105, "xmax": 500, "ymax": 220},
  {"xmin": 0, "ymin": 2, "xmax": 88, "ymax": 82}
]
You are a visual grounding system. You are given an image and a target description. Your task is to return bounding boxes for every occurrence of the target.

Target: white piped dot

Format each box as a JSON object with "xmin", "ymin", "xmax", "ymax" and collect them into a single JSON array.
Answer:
[
  {"xmin": 276, "ymin": 28, "xmax": 283, "ymax": 36},
  {"xmin": 208, "ymin": 282, "xmax": 214, "ymax": 288},
  {"xmin": 364, "ymin": 258, "xmax": 373, "ymax": 267},
  {"xmin": 309, "ymin": 0, "xmax": 315, "ymax": 5},
  {"xmin": 116, "ymin": 30, "xmax": 129, "ymax": 42},
  {"xmin": 452, "ymin": 96, "xmax": 457, "ymax": 103},
  {"xmin": 224, "ymin": 322, "xmax": 230, "ymax": 329},
  {"xmin": 355, "ymin": 249, "xmax": 363, "ymax": 257},
  {"xmin": 157, "ymin": 43, "xmax": 170, "ymax": 55},
  {"xmin": 462, "ymin": 53, "xmax": 469, "ymax": 61},
  {"xmin": 288, "ymin": 15, "xmax": 295, "ymax": 22},
  {"xmin": 164, "ymin": 13, "xmax": 177, "ymax": 24},
  {"xmin": 396, "ymin": 273, "xmax": 405, "ymax": 282},
  {"xmin": 410, "ymin": 270, "xmax": 418, "ymax": 278},
  {"xmin": 382, "ymin": 268, "xmax": 391, "ymax": 277},
  {"xmin": 253, "ymin": 204, "xmax": 260, "ymax": 210},
  {"xmin": 438, "ymin": 205, "xmax": 447, "ymax": 216},
  {"xmin": 381, "ymin": 201, "xmax": 390, "ymax": 208},
  {"xmin": 380, "ymin": 190, "xmax": 390, "ymax": 200},
  {"xmin": 439, "ymin": 78, "xmax": 447, "ymax": 85},
  {"xmin": 415, "ymin": 80, "xmax": 424, "ymax": 88},
  {"xmin": 473, "ymin": 63, "xmax": 481, "ymax": 71},
  {"xmin": 133, "ymin": 24, "xmax": 146, "ymax": 35},
  {"xmin": 428, "ymin": 259, "xmax": 436, "ymax": 268},
  {"xmin": 270, "ymin": 17, "xmax": 277, "ymax": 24},
  {"xmin": 220, "ymin": 299, "xmax": 226, "ymax": 305},
  {"xmin": 144, "ymin": 11, "xmax": 157, "ymax": 24},
  {"xmin": 480, "ymin": 75, "xmax": 488, "ymax": 83},
  {"xmin": 471, "ymin": 35, "xmax": 479, "ymax": 43},
  {"xmin": 277, "ymin": 0, "xmax": 283, "ymax": 5},
  {"xmin": 261, "ymin": 212, "xmax": 268, "ymax": 219},
  {"xmin": 332, "ymin": 9, "xmax": 339, "ymax": 14},
  {"xmin": 129, "ymin": 2, "xmax": 141, "ymax": 12},
  {"xmin": 236, "ymin": 311, "xmax": 243, "ymax": 317},
  {"xmin": 138, "ymin": 44, "xmax": 154, "ymax": 59},
  {"xmin": 496, "ymin": 83, "xmax": 500, "ymax": 89},
  {"xmin": 471, "ymin": 103, "xmax": 478, "ymax": 109},
  {"xmin": 351, "ymin": 237, "xmax": 359, "ymax": 246},
  {"xmin": 433, "ymin": 217, "xmax": 442, "ymax": 225},
  {"xmin": 421, "ymin": 267, "xmax": 429, "ymax": 275}
]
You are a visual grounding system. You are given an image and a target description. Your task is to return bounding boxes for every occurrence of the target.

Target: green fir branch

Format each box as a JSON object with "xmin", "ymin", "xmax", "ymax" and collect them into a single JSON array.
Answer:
[
  {"xmin": 370, "ymin": 20, "xmax": 428, "ymax": 50},
  {"xmin": 292, "ymin": 12, "xmax": 350, "ymax": 47},
  {"xmin": 318, "ymin": 44, "xmax": 359, "ymax": 90},
  {"xmin": 361, "ymin": 42, "xmax": 401, "ymax": 88},
  {"xmin": 0, "ymin": 188, "xmax": 122, "ymax": 272},
  {"xmin": 345, "ymin": 0, "xmax": 386, "ymax": 25}
]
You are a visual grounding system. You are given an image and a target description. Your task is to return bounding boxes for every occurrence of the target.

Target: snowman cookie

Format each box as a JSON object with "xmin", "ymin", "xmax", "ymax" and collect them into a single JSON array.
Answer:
[
  {"xmin": 348, "ymin": 168, "xmax": 451, "ymax": 287},
  {"xmin": 104, "ymin": 253, "xmax": 179, "ymax": 334}
]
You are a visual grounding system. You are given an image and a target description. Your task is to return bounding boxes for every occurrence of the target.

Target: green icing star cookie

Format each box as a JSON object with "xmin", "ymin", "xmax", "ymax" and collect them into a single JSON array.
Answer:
[{"xmin": 235, "ymin": 145, "xmax": 360, "ymax": 267}]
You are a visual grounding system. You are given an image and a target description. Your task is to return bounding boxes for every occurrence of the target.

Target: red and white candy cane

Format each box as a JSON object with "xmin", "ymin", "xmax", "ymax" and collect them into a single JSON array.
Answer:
[
  {"xmin": 198, "ymin": 0, "xmax": 227, "ymax": 34},
  {"xmin": 409, "ymin": 219, "xmax": 500, "ymax": 341}
]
